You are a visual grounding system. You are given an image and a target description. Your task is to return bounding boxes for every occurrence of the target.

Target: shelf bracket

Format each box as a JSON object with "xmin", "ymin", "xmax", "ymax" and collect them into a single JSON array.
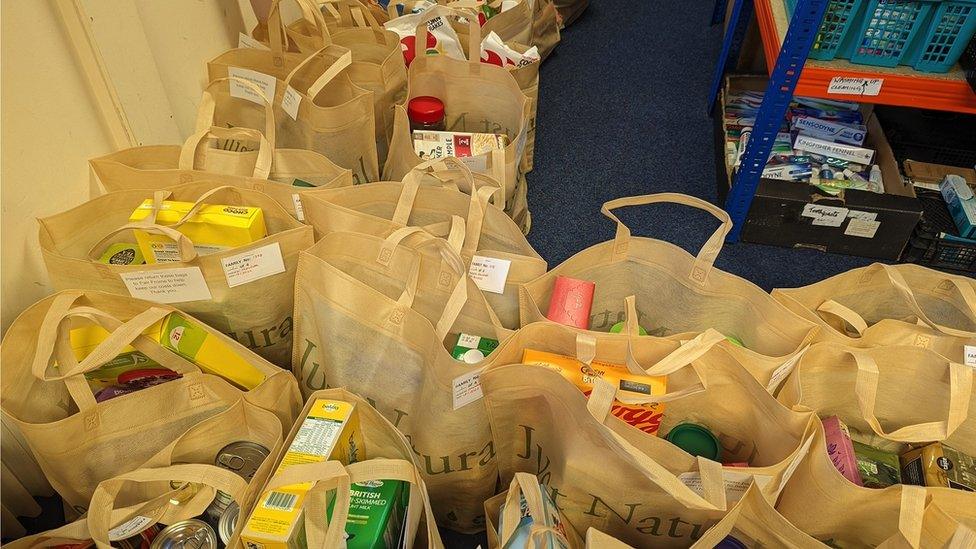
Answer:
[
  {"xmin": 707, "ymin": 0, "xmax": 755, "ymax": 115},
  {"xmin": 723, "ymin": 0, "xmax": 829, "ymax": 242}
]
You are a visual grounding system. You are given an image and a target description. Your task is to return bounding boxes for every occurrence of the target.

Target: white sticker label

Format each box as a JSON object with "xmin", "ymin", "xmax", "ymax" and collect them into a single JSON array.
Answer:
[
  {"xmin": 292, "ymin": 193, "xmax": 305, "ymax": 221},
  {"xmin": 227, "ymin": 67, "xmax": 276, "ymax": 105},
  {"xmin": 282, "ymin": 86, "xmax": 302, "ymax": 121},
  {"xmin": 108, "ymin": 515, "xmax": 156, "ymax": 541},
  {"xmin": 221, "ymin": 243, "xmax": 286, "ymax": 288},
  {"xmin": 120, "ymin": 267, "xmax": 212, "ymax": 304},
  {"xmin": 238, "ymin": 32, "xmax": 270, "ymax": 50},
  {"xmin": 844, "ymin": 218, "xmax": 881, "ymax": 239},
  {"xmin": 468, "ymin": 255, "xmax": 511, "ymax": 294},
  {"xmin": 457, "ymin": 333, "xmax": 481, "ymax": 348},
  {"xmin": 827, "ymin": 77, "xmax": 883, "ymax": 96},
  {"xmin": 766, "ymin": 345, "xmax": 810, "ymax": 393},
  {"xmin": 678, "ymin": 471, "xmax": 772, "ymax": 505},
  {"xmin": 847, "ymin": 210, "xmax": 878, "ymax": 222},
  {"xmin": 453, "ymin": 369, "xmax": 483, "ymax": 410},
  {"xmin": 802, "ymin": 203, "xmax": 849, "ymax": 227},
  {"xmin": 965, "ymin": 345, "xmax": 976, "ymax": 367}
]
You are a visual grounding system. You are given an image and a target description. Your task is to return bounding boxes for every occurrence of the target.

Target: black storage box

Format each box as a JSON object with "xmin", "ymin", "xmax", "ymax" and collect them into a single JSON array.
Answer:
[{"xmin": 714, "ymin": 76, "xmax": 922, "ymax": 260}]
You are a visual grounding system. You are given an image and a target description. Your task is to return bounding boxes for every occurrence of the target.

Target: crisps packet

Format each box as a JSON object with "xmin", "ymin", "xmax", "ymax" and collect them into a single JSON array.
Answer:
[
  {"xmin": 384, "ymin": 5, "xmax": 465, "ymax": 66},
  {"xmin": 480, "ymin": 30, "xmax": 540, "ymax": 68}
]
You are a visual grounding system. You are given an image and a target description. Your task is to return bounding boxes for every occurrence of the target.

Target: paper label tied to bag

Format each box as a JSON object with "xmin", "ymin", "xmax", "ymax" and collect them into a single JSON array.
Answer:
[
  {"xmin": 844, "ymin": 218, "xmax": 881, "ymax": 239},
  {"xmin": 801, "ymin": 203, "xmax": 848, "ymax": 227},
  {"xmin": 292, "ymin": 193, "xmax": 306, "ymax": 221},
  {"xmin": 468, "ymin": 255, "xmax": 511, "ymax": 294},
  {"xmin": 238, "ymin": 32, "xmax": 270, "ymax": 50},
  {"xmin": 120, "ymin": 267, "xmax": 213, "ymax": 304},
  {"xmin": 965, "ymin": 345, "xmax": 976, "ymax": 367},
  {"xmin": 678, "ymin": 471, "xmax": 772, "ymax": 505},
  {"xmin": 282, "ymin": 86, "xmax": 302, "ymax": 121},
  {"xmin": 453, "ymin": 368, "xmax": 483, "ymax": 410},
  {"xmin": 827, "ymin": 76, "xmax": 883, "ymax": 96},
  {"xmin": 227, "ymin": 67, "xmax": 276, "ymax": 105},
  {"xmin": 221, "ymin": 243, "xmax": 286, "ymax": 288},
  {"xmin": 108, "ymin": 515, "xmax": 156, "ymax": 541}
]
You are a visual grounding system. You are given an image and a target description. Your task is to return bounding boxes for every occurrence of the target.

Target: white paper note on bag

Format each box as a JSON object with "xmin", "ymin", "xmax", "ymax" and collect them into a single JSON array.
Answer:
[
  {"xmin": 453, "ymin": 369, "xmax": 483, "ymax": 410},
  {"xmin": 282, "ymin": 86, "xmax": 302, "ymax": 120},
  {"xmin": 228, "ymin": 67, "xmax": 276, "ymax": 105},
  {"xmin": 221, "ymin": 243, "xmax": 286, "ymax": 288},
  {"xmin": 121, "ymin": 267, "xmax": 212, "ymax": 303},
  {"xmin": 238, "ymin": 32, "xmax": 270, "ymax": 50},
  {"xmin": 468, "ymin": 256, "xmax": 511, "ymax": 294}
]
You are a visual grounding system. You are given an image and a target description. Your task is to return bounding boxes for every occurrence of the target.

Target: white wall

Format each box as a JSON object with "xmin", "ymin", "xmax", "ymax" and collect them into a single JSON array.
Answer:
[{"xmin": 1, "ymin": 0, "xmax": 246, "ymax": 332}]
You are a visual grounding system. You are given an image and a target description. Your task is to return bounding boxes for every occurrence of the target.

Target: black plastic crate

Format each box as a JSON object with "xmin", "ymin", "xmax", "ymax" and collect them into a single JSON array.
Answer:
[
  {"xmin": 874, "ymin": 106, "xmax": 976, "ymax": 168},
  {"xmin": 902, "ymin": 189, "xmax": 976, "ymax": 273}
]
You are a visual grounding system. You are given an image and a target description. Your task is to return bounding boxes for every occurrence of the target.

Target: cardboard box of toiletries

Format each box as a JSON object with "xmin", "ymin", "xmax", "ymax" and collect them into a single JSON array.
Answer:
[{"xmin": 714, "ymin": 76, "xmax": 922, "ymax": 260}]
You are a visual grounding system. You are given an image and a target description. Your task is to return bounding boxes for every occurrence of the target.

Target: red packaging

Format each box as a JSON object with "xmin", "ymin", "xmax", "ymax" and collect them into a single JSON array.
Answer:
[
  {"xmin": 822, "ymin": 415, "xmax": 863, "ymax": 486},
  {"xmin": 546, "ymin": 276, "xmax": 595, "ymax": 329}
]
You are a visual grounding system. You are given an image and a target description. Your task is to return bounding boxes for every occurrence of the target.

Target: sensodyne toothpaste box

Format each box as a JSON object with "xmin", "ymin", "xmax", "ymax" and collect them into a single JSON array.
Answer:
[{"xmin": 792, "ymin": 116, "xmax": 867, "ymax": 146}]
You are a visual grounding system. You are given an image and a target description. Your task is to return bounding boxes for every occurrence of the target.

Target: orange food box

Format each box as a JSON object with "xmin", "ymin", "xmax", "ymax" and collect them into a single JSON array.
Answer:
[{"xmin": 522, "ymin": 349, "xmax": 667, "ymax": 435}]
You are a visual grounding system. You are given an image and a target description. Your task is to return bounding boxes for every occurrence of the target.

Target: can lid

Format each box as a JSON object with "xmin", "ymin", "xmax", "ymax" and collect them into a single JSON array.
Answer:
[
  {"xmin": 714, "ymin": 535, "xmax": 748, "ymax": 549},
  {"xmin": 407, "ymin": 96, "xmax": 445, "ymax": 125},
  {"xmin": 150, "ymin": 519, "xmax": 217, "ymax": 549},
  {"xmin": 218, "ymin": 502, "xmax": 240, "ymax": 545},
  {"xmin": 665, "ymin": 423, "xmax": 722, "ymax": 461},
  {"xmin": 609, "ymin": 321, "xmax": 648, "ymax": 336},
  {"xmin": 216, "ymin": 441, "xmax": 270, "ymax": 482}
]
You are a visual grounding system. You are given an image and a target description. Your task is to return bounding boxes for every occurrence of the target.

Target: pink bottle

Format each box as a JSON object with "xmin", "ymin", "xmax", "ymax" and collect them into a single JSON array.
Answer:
[
  {"xmin": 546, "ymin": 276, "xmax": 595, "ymax": 329},
  {"xmin": 822, "ymin": 416, "xmax": 863, "ymax": 486}
]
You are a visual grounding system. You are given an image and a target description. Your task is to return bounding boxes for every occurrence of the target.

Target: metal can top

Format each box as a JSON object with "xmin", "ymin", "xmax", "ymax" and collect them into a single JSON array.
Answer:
[
  {"xmin": 215, "ymin": 441, "xmax": 270, "ymax": 482},
  {"xmin": 218, "ymin": 502, "xmax": 240, "ymax": 545},
  {"xmin": 149, "ymin": 519, "xmax": 217, "ymax": 549}
]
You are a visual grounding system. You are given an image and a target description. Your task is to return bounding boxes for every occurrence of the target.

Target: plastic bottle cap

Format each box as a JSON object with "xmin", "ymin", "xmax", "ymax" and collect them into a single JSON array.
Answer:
[
  {"xmin": 609, "ymin": 321, "xmax": 648, "ymax": 336},
  {"xmin": 665, "ymin": 423, "xmax": 722, "ymax": 461},
  {"xmin": 461, "ymin": 349, "xmax": 486, "ymax": 364},
  {"xmin": 714, "ymin": 536, "xmax": 748, "ymax": 549},
  {"xmin": 407, "ymin": 96, "xmax": 445, "ymax": 125}
]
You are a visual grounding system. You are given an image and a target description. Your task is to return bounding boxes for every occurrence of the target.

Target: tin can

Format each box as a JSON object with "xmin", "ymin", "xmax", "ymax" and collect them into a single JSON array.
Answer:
[
  {"xmin": 215, "ymin": 441, "xmax": 270, "ymax": 481},
  {"xmin": 204, "ymin": 489, "xmax": 236, "ymax": 525},
  {"xmin": 150, "ymin": 519, "xmax": 217, "ymax": 549},
  {"xmin": 218, "ymin": 502, "xmax": 240, "ymax": 545}
]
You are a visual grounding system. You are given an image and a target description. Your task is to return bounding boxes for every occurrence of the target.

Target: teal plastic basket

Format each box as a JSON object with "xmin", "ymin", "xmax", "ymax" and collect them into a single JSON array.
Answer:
[
  {"xmin": 808, "ymin": 0, "xmax": 867, "ymax": 60},
  {"xmin": 906, "ymin": 0, "xmax": 976, "ymax": 72},
  {"xmin": 844, "ymin": 0, "xmax": 936, "ymax": 67}
]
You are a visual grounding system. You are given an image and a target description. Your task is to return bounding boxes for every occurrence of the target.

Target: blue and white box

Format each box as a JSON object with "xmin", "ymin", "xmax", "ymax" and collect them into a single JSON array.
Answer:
[{"xmin": 940, "ymin": 175, "xmax": 976, "ymax": 239}]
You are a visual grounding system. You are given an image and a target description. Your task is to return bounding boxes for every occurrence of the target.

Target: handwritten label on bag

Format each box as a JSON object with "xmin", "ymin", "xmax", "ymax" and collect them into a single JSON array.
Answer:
[
  {"xmin": 238, "ymin": 32, "xmax": 270, "ymax": 50},
  {"xmin": 227, "ymin": 67, "xmax": 276, "ymax": 105},
  {"xmin": 468, "ymin": 255, "xmax": 511, "ymax": 294},
  {"xmin": 827, "ymin": 77, "xmax": 883, "ymax": 96},
  {"xmin": 109, "ymin": 515, "xmax": 156, "ymax": 541},
  {"xmin": 678, "ymin": 471, "xmax": 772, "ymax": 505},
  {"xmin": 453, "ymin": 369, "xmax": 484, "ymax": 410},
  {"xmin": 120, "ymin": 267, "xmax": 212, "ymax": 303},
  {"xmin": 844, "ymin": 218, "xmax": 881, "ymax": 239},
  {"xmin": 292, "ymin": 193, "xmax": 306, "ymax": 221},
  {"xmin": 766, "ymin": 345, "xmax": 810, "ymax": 393},
  {"xmin": 847, "ymin": 210, "xmax": 878, "ymax": 222},
  {"xmin": 282, "ymin": 86, "xmax": 302, "ymax": 121},
  {"xmin": 459, "ymin": 155, "xmax": 489, "ymax": 173},
  {"xmin": 221, "ymin": 243, "xmax": 286, "ymax": 288},
  {"xmin": 965, "ymin": 346, "xmax": 976, "ymax": 367},
  {"xmin": 801, "ymin": 203, "xmax": 848, "ymax": 227}
]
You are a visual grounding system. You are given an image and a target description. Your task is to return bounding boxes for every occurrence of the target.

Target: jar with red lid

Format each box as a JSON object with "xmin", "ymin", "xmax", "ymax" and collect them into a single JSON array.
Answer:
[{"xmin": 407, "ymin": 96, "xmax": 446, "ymax": 132}]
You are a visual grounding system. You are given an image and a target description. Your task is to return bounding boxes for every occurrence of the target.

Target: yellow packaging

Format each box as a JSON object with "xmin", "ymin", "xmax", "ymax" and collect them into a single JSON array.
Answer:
[
  {"xmin": 70, "ymin": 323, "xmax": 164, "ymax": 390},
  {"xmin": 128, "ymin": 199, "xmax": 267, "ymax": 263},
  {"xmin": 242, "ymin": 399, "xmax": 365, "ymax": 549},
  {"xmin": 158, "ymin": 313, "xmax": 266, "ymax": 390},
  {"xmin": 522, "ymin": 349, "xmax": 667, "ymax": 436}
]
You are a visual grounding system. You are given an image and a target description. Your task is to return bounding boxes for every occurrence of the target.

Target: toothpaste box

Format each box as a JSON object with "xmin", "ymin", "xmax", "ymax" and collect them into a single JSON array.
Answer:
[
  {"xmin": 129, "ymin": 199, "xmax": 267, "ymax": 263},
  {"xmin": 792, "ymin": 116, "xmax": 867, "ymax": 146},
  {"xmin": 158, "ymin": 313, "xmax": 266, "ymax": 390},
  {"xmin": 940, "ymin": 175, "xmax": 976, "ymax": 239},
  {"xmin": 822, "ymin": 416, "xmax": 862, "ymax": 486},
  {"xmin": 242, "ymin": 399, "xmax": 365, "ymax": 549},
  {"xmin": 793, "ymin": 135, "xmax": 875, "ymax": 165},
  {"xmin": 328, "ymin": 479, "xmax": 409, "ymax": 549}
]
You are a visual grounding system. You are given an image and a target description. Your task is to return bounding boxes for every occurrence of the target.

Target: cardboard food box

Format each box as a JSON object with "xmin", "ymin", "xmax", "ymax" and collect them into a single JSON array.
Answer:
[
  {"xmin": 242, "ymin": 399, "xmax": 365, "ymax": 549},
  {"xmin": 412, "ymin": 130, "xmax": 508, "ymax": 172},
  {"xmin": 158, "ymin": 314, "xmax": 266, "ymax": 390},
  {"xmin": 714, "ymin": 76, "xmax": 922, "ymax": 260},
  {"xmin": 853, "ymin": 441, "xmax": 901, "ymax": 488},
  {"xmin": 522, "ymin": 349, "xmax": 667, "ymax": 435},
  {"xmin": 129, "ymin": 199, "xmax": 267, "ymax": 263},
  {"xmin": 451, "ymin": 333, "xmax": 499, "ymax": 364},
  {"xmin": 901, "ymin": 442, "xmax": 976, "ymax": 492},
  {"xmin": 328, "ymin": 479, "xmax": 409, "ymax": 549}
]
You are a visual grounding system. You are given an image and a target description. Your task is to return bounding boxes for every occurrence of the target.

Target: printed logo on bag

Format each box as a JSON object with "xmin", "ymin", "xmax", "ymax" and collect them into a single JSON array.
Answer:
[
  {"xmin": 438, "ymin": 270, "xmax": 452, "ymax": 288},
  {"xmin": 691, "ymin": 266, "xmax": 706, "ymax": 283},
  {"xmin": 84, "ymin": 412, "xmax": 99, "ymax": 431},
  {"xmin": 936, "ymin": 279, "xmax": 955, "ymax": 293},
  {"xmin": 389, "ymin": 308, "xmax": 405, "ymax": 325},
  {"xmin": 179, "ymin": 173, "xmax": 193, "ymax": 183},
  {"xmin": 226, "ymin": 316, "xmax": 292, "ymax": 350},
  {"xmin": 914, "ymin": 334, "xmax": 932, "ymax": 348},
  {"xmin": 188, "ymin": 383, "xmax": 205, "ymax": 399},
  {"xmin": 379, "ymin": 248, "xmax": 393, "ymax": 264}
]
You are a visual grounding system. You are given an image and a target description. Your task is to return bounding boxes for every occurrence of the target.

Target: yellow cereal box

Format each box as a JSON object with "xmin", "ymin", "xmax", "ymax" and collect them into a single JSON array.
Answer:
[{"xmin": 129, "ymin": 199, "xmax": 266, "ymax": 263}]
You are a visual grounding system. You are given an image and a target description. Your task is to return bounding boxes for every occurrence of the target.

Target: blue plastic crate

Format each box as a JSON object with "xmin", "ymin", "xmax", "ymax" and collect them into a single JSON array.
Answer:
[
  {"xmin": 804, "ymin": 0, "xmax": 867, "ymax": 60},
  {"xmin": 844, "ymin": 0, "xmax": 935, "ymax": 67},
  {"xmin": 906, "ymin": 0, "xmax": 976, "ymax": 72}
]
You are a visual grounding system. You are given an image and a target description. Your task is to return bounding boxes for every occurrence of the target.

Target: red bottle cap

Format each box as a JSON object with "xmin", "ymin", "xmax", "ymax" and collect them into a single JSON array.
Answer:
[
  {"xmin": 117, "ymin": 368, "xmax": 180, "ymax": 384},
  {"xmin": 407, "ymin": 96, "xmax": 445, "ymax": 125}
]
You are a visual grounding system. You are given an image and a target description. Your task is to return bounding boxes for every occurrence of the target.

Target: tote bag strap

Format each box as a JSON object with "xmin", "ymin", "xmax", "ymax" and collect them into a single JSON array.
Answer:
[
  {"xmin": 196, "ymin": 77, "xmax": 278, "ymax": 149},
  {"xmin": 600, "ymin": 193, "xmax": 732, "ymax": 287},
  {"xmin": 180, "ymin": 126, "xmax": 274, "ymax": 180},
  {"xmin": 498, "ymin": 473, "xmax": 574, "ymax": 548},
  {"xmin": 394, "ymin": 158, "xmax": 472, "ymax": 225},
  {"xmin": 413, "ymin": 5, "xmax": 481, "ymax": 64},
  {"xmin": 282, "ymin": 44, "xmax": 353, "ymax": 99},
  {"xmin": 322, "ymin": 0, "xmax": 385, "ymax": 31},
  {"xmin": 850, "ymin": 350, "xmax": 972, "ymax": 442},
  {"xmin": 266, "ymin": 0, "xmax": 333, "ymax": 61}
]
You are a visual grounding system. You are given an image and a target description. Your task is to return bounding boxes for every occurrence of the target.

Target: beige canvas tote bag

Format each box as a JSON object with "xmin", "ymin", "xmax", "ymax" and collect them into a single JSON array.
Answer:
[
  {"xmin": 480, "ymin": 324, "xmax": 818, "ymax": 547},
  {"xmin": 777, "ymin": 343, "xmax": 975, "ymax": 455},
  {"xmin": 241, "ymin": 388, "xmax": 445, "ymax": 548},
  {"xmin": 383, "ymin": 5, "xmax": 532, "ymax": 232},
  {"xmin": 772, "ymin": 263, "xmax": 976, "ymax": 363},
  {"xmin": 292, "ymin": 226, "xmax": 510, "ymax": 532},
  {"xmin": 0, "ymin": 290, "xmax": 300, "ymax": 515},
  {"xmin": 301, "ymin": 158, "xmax": 546, "ymax": 328},
  {"xmin": 38, "ymin": 184, "xmax": 313, "ymax": 366},
  {"xmin": 519, "ymin": 194, "xmax": 820, "ymax": 382}
]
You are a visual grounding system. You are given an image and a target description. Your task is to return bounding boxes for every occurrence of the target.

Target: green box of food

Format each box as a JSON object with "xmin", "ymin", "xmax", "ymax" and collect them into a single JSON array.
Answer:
[
  {"xmin": 451, "ymin": 333, "xmax": 499, "ymax": 364},
  {"xmin": 328, "ymin": 478, "xmax": 408, "ymax": 549},
  {"xmin": 853, "ymin": 441, "xmax": 901, "ymax": 488}
]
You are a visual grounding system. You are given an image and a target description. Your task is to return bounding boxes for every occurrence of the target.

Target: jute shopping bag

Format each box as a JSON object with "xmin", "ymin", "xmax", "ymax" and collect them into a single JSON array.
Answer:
[
  {"xmin": 242, "ymin": 388, "xmax": 445, "ymax": 548},
  {"xmin": 484, "ymin": 472, "xmax": 585, "ymax": 549},
  {"xmin": 777, "ymin": 343, "xmax": 975, "ymax": 455},
  {"xmin": 776, "ymin": 422, "xmax": 976, "ymax": 548},
  {"xmin": 292, "ymin": 226, "xmax": 511, "ymax": 532},
  {"xmin": 39, "ymin": 184, "xmax": 312, "ymax": 366},
  {"xmin": 519, "ymin": 193, "xmax": 820, "ymax": 384},
  {"xmin": 0, "ymin": 290, "xmax": 300, "ymax": 515},
  {"xmin": 772, "ymin": 263, "xmax": 976, "ymax": 363},
  {"xmin": 480, "ymin": 324, "xmax": 818, "ymax": 547},
  {"xmin": 383, "ymin": 5, "xmax": 532, "ymax": 232},
  {"xmin": 301, "ymin": 158, "xmax": 546, "ymax": 328},
  {"xmin": 201, "ymin": 66, "xmax": 379, "ymax": 185}
]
